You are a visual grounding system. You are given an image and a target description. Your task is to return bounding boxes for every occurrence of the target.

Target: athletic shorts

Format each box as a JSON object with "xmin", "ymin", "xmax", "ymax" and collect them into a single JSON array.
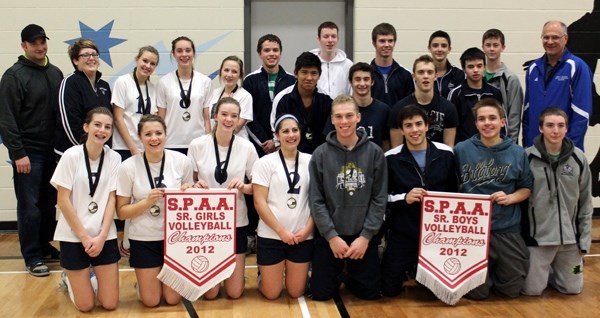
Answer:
[
  {"xmin": 60, "ymin": 239, "xmax": 120, "ymax": 270},
  {"xmin": 236, "ymin": 226, "xmax": 248, "ymax": 254},
  {"xmin": 129, "ymin": 239, "xmax": 164, "ymax": 268},
  {"xmin": 256, "ymin": 236, "xmax": 313, "ymax": 265}
]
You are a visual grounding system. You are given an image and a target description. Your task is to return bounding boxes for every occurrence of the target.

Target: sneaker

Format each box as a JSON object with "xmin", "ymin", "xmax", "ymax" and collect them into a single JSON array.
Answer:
[
  {"xmin": 26, "ymin": 261, "xmax": 49, "ymax": 277},
  {"xmin": 44, "ymin": 250, "xmax": 61, "ymax": 263},
  {"xmin": 58, "ymin": 271, "xmax": 68, "ymax": 289}
]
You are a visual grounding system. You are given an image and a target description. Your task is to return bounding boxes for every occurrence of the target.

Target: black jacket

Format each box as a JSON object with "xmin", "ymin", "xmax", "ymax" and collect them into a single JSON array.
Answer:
[
  {"xmin": 370, "ymin": 59, "xmax": 414, "ymax": 107},
  {"xmin": 273, "ymin": 84, "xmax": 332, "ymax": 154},
  {"xmin": 434, "ymin": 60, "xmax": 465, "ymax": 98},
  {"xmin": 243, "ymin": 66, "xmax": 296, "ymax": 156},
  {"xmin": 385, "ymin": 141, "xmax": 458, "ymax": 244},
  {"xmin": 54, "ymin": 70, "xmax": 111, "ymax": 155},
  {"xmin": 0, "ymin": 56, "xmax": 63, "ymax": 160}
]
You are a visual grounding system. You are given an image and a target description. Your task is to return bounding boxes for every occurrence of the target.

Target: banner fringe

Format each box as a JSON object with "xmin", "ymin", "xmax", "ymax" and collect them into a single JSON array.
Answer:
[
  {"xmin": 416, "ymin": 266, "xmax": 487, "ymax": 306},
  {"xmin": 158, "ymin": 266, "xmax": 206, "ymax": 301}
]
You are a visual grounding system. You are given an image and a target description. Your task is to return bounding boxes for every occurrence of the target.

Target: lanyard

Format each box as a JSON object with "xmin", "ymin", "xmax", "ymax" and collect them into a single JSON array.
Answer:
[
  {"xmin": 143, "ymin": 151, "xmax": 166, "ymax": 189},
  {"xmin": 213, "ymin": 135, "xmax": 235, "ymax": 184},
  {"xmin": 176, "ymin": 70, "xmax": 193, "ymax": 109},
  {"xmin": 133, "ymin": 68, "xmax": 151, "ymax": 114},
  {"xmin": 83, "ymin": 144, "xmax": 105, "ymax": 197},
  {"xmin": 278, "ymin": 149, "xmax": 299, "ymax": 193}
]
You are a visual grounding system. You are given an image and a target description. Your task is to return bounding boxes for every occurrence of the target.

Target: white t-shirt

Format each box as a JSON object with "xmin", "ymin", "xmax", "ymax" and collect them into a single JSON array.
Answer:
[
  {"xmin": 111, "ymin": 73, "xmax": 157, "ymax": 151},
  {"xmin": 51, "ymin": 145, "xmax": 121, "ymax": 243},
  {"xmin": 117, "ymin": 150, "xmax": 194, "ymax": 241},
  {"xmin": 252, "ymin": 151, "xmax": 313, "ymax": 241},
  {"xmin": 156, "ymin": 70, "xmax": 212, "ymax": 148},
  {"xmin": 206, "ymin": 86, "xmax": 254, "ymax": 140},
  {"xmin": 187, "ymin": 134, "xmax": 258, "ymax": 227}
]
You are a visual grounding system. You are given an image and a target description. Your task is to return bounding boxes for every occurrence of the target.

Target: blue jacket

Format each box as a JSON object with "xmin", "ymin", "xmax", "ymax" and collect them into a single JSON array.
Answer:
[
  {"xmin": 385, "ymin": 141, "xmax": 458, "ymax": 244},
  {"xmin": 243, "ymin": 66, "xmax": 296, "ymax": 155},
  {"xmin": 370, "ymin": 59, "xmax": 414, "ymax": 107},
  {"xmin": 454, "ymin": 134, "xmax": 533, "ymax": 232},
  {"xmin": 524, "ymin": 49, "xmax": 593, "ymax": 149}
]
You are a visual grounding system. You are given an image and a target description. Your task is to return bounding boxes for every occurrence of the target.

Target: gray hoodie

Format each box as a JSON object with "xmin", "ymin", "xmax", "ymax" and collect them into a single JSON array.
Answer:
[{"xmin": 309, "ymin": 130, "xmax": 387, "ymax": 240}]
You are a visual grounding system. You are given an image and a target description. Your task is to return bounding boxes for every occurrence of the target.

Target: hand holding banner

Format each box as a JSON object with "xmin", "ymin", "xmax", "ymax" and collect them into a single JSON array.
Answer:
[
  {"xmin": 158, "ymin": 189, "xmax": 237, "ymax": 300},
  {"xmin": 416, "ymin": 191, "xmax": 492, "ymax": 305}
]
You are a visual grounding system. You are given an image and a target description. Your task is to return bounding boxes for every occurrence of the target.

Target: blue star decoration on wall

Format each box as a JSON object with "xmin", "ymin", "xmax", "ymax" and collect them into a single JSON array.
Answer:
[{"xmin": 65, "ymin": 20, "xmax": 126, "ymax": 68}]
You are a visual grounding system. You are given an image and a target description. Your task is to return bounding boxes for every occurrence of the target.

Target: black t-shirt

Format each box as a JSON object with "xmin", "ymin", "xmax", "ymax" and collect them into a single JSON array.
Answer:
[
  {"xmin": 357, "ymin": 98, "xmax": 391, "ymax": 147},
  {"xmin": 388, "ymin": 93, "xmax": 458, "ymax": 143}
]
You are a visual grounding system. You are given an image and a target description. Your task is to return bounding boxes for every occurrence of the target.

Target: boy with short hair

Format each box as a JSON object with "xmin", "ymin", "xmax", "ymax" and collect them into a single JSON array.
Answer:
[
  {"xmin": 482, "ymin": 28, "xmax": 524, "ymax": 143},
  {"xmin": 427, "ymin": 30, "xmax": 465, "ymax": 98},
  {"xmin": 448, "ymin": 47, "xmax": 503, "ymax": 143},
  {"xmin": 389, "ymin": 55, "xmax": 458, "ymax": 148},
  {"xmin": 310, "ymin": 21, "xmax": 353, "ymax": 98},
  {"xmin": 309, "ymin": 95, "xmax": 387, "ymax": 300},
  {"xmin": 521, "ymin": 107, "xmax": 592, "ymax": 295},
  {"xmin": 381, "ymin": 105, "xmax": 458, "ymax": 296},
  {"xmin": 349, "ymin": 62, "xmax": 391, "ymax": 149},
  {"xmin": 271, "ymin": 52, "xmax": 332, "ymax": 154},
  {"xmin": 454, "ymin": 98, "xmax": 532, "ymax": 299},
  {"xmin": 370, "ymin": 23, "xmax": 414, "ymax": 107},
  {"xmin": 245, "ymin": 34, "xmax": 296, "ymax": 157}
]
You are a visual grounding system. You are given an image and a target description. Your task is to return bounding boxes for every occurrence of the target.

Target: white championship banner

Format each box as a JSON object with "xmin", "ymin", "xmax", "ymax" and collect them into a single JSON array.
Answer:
[
  {"xmin": 416, "ymin": 191, "xmax": 492, "ymax": 305},
  {"xmin": 158, "ymin": 189, "xmax": 237, "ymax": 300}
]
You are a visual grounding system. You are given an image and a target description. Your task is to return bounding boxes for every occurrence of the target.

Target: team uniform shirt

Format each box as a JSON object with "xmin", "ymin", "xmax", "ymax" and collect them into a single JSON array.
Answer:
[
  {"xmin": 51, "ymin": 145, "xmax": 121, "ymax": 242},
  {"xmin": 252, "ymin": 151, "xmax": 313, "ymax": 241},
  {"xmin": 389, "ymin": 93, "xmax": 458, "ymax": 144},
  {"xmin": 206, "ymin": 86, "xmax": 254, "ymax": 140},
  {"xmin": 188, "ymin": 134, "xmax": 258, "ymax": 228},
  {"xmin": 357, "ymin": 99, "xmax": 391, "ymax": 147},
  {"xmin": 117, "ymin": 150, "xmax": 194, "ymax": 241},
  {"xmin": 111, "ymin": 73, "xmax": 157, "ymax": 151},
  {"xmin": 156, "ymin": 70, "xmax": 212, "ymax": 148}
]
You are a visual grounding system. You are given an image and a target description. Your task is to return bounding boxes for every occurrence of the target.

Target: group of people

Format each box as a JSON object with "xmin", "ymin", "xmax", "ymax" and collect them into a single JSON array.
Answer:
[{"xmin": 0, "ymin": 18, "xmax": 593, "ymax": 312}]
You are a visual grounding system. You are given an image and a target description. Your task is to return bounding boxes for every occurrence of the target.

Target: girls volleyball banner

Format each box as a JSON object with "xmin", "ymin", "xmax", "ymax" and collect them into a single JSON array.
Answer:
[
  {"xmin": 158, "ymin": 189, "xmax": 237, "ymax": 300},
  {"xmin": 416, "ymin": 191, "xmax": 492, "ymax": 305}
]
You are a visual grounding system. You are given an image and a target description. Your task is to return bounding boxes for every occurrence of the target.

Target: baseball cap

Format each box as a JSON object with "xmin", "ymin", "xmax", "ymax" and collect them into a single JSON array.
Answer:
[{"xmin": 21, "ymin": 24, "xmax": 49, "ymax": 42}]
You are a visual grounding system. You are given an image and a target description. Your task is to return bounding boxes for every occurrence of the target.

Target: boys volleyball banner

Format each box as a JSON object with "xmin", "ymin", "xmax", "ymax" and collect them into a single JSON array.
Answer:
[
  {"xmin": 416, "ymin": 191, "xmax": 492, "ymax": 305},
  {"xmin": 158, "ymin": 189, "xmax": 237, "ymax": 300}
]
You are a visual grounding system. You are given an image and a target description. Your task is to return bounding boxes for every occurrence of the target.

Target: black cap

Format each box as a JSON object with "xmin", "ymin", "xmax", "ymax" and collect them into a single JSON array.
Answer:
[{"xmin": 21, "ymin": 24, "xmax": 49, "ymax": 42}]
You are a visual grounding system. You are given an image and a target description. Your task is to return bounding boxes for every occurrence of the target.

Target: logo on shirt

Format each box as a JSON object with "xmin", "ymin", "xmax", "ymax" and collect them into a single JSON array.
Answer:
[
  {"xmin": 461, "ymin": 158, "xmax": 510, "ymax": 191},
  {"xmin": 555, "ymin": 75, "xmax": 569, "ymax": 82},
  {"xmin": 336, "ymin": 162, "xmax": 366, "ymax": 196},
  {"xmin": 561, "ymin": 163, "xmax": 574, "ymax": 176}
]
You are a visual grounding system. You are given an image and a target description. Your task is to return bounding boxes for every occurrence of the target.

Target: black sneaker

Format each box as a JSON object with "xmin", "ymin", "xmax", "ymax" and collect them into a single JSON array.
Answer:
[
  {"xmin": 26, "ymin": 261, "xmax": 50, "ymax": 277},
  {"xmin": 43, "ymin": 250, "xmax": 60, "ymax": 262}
]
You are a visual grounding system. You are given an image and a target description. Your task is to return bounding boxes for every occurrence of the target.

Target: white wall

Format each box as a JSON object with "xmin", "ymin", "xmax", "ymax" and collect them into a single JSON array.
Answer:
[{"xmin": 0, "ymin": 0, "xmax": 598, "ymax": 221}]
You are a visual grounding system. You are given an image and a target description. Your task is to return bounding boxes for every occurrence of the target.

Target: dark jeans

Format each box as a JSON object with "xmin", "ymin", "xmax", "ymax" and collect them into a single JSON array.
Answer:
[
  {"xmin": 309, "ymin": 233, "xmax": 382, "ymax": 300},
  {"xmin": 13, "ymin": 151, "xmax": 57, "ymax": 265}
]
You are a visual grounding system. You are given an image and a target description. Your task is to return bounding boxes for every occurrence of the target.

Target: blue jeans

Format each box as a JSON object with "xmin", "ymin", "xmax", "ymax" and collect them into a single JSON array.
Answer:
[{"xmin": 13, "ymin": 151, "xmax": 57, "ymax": 265}]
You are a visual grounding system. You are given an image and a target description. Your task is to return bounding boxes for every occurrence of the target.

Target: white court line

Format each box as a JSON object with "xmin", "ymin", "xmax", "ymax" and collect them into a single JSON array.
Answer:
[
  {"xmin": 0, "ymin": 268, "xmax": 135, "ymax": 275},
  {"xmin": 298, "ymin": 296, "xmax": 311, "ymax": 318}
]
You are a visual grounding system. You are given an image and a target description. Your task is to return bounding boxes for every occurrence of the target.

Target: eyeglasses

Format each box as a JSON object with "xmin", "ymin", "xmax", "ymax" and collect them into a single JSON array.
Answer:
[
  {"xmin": 79, "ymin": 52, "xmax": 100, "ymax": 59},
  {"xmin": 541, "ymin": 34, "xmax": 566, "ymax": 42}
]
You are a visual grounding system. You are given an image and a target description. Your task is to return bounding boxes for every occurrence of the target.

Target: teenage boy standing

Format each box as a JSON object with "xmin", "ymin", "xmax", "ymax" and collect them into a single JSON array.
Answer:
[
  {"xmin": 482, "ymin": 28, "xmax": 524, "ymax": 143},
  {"xmin": 427, "ymin": 30, "xmax": 465, "ymax": 98},
  {"xmin": 389, "ymin": 55, "xmax": 458, "ymax": 148},
  {"xmin": 448, "ymin": 47, "xmax": 503, "ymax": 143},
  {"xmin": 369, "ymin": 23, "xmax": 414, "ymax": 107},
  {"xmin": 454, "ymin": 98, "xmax": 532, "ymax": 299},
  {"xmin": 310, "ymin": 21, "xmax": 353, "ymax": 98}
]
